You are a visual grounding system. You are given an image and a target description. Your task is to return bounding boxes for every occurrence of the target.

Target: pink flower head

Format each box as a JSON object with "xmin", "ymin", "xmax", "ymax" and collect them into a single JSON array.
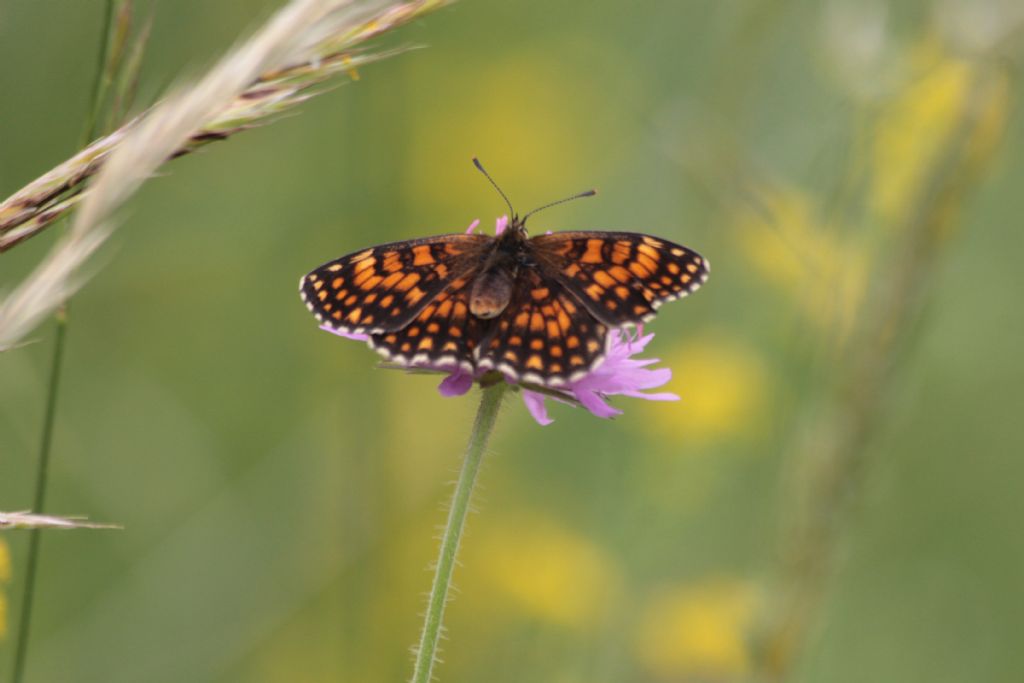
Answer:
[
  {"xmin": 525, "ymin": 328, "xmax": 678, "ymax": 423},
  {"xmin": 318, "ymin": 216, "xmax": 679, "ymax": 425},
  {"xmin": 323, "ymin": 323, "xmax": 677, "ymax": 426},
  {"xmin": 433, "ymin": 328, "xmax": 678, "ymax": 425}
]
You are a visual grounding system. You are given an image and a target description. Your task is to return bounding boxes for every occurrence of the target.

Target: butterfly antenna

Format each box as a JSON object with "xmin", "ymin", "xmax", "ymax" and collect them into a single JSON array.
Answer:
[
  {"xmin": 521, "ymin": 188, "xmax": 597, "ymax": 223},
  {"xmin": 472, "ymin": 157, "xmax": 516, "ymax": 218}
]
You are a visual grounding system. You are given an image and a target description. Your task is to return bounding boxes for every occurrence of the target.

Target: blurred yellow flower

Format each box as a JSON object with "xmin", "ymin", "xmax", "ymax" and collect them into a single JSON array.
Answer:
[
  {"xmin": 733, "ymin": 183, "xmax": 866, "ymax": 339},
  {"xmin": 635, "ymin": 578, "xmax": 759, "ymax": 680},
  {"xmin": 871, "ymin": 41, "xmax": 1010, "ymax": 228},
  {"xmin": 648, "ymin": 334, "xmax": 767, "ymax": 444},
  {"xmin": 468, "ymin": 512, "xmax": 619, "ymax": 628},
  {"xmin": 0, "ymin": 539, "xmax": 10, "ymax": 639}
]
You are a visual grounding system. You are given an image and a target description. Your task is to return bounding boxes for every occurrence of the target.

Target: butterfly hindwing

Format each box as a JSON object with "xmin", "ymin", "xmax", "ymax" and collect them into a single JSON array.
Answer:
[
  {"xmin": 368, "ymin": 281, "xmax": 486, "ymax": 371},
  {"xmin": 530, "ymin": 231, "xmax": 709, "ymax": 327},
  {"xmin": 476, "ymin": 268, "xmax": 608, "ymax": 386},
  {"xmin": 300, "ymin": 233, "xmax": 491, "ymax": 334}
]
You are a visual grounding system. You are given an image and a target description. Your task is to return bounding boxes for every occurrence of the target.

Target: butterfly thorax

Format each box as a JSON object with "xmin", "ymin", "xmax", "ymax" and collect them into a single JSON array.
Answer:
[{"xmin": 468, "ymin": 218, "xmax": 529, "ymax": 319}]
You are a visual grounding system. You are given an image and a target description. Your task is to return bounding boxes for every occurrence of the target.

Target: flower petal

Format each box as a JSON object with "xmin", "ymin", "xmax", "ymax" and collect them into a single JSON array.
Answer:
[
  {"xmin": 465, "ymin": 218, "xmax": 481, "ymax": 234},
  {"xmin": 627, "ymin": 366, "xmax": 674, "ymax": 391},
  {"xmin": 575, "ymin": 389, "xmax": 623, "ymax": 419},
  {"xmin": 521, "ymin": 390, "xmax": 554, "ymax": 425},
  {"xmin": 319, "ymin": 324, "xmax": 369, "ymax": 342},
  {"xmin": 438, "ymin": 370, "xmax": 474, "ymax": 397},
  {"xmin": 622, "ymin": 390, "xmax": 679, "ymax": 402}
]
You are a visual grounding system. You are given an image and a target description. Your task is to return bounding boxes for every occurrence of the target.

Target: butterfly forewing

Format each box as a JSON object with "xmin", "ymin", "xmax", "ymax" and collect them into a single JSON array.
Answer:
[
  {"xmin": 300, "ymin": 233, "xmax": 491, "ymax": 335},
  {"xmin": 476, "ymin": 268, "xmax": 608, "ymax": 386},
  {"xmin": 530, "ymin": 232, "xmax": 709, "ymax": 327}
]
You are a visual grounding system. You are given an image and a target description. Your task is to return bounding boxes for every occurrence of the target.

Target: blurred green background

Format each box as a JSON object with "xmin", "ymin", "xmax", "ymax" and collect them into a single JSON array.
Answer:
[{"xmin": 2, "ymin": 1, "xmax": 1023, "ymax": 681}]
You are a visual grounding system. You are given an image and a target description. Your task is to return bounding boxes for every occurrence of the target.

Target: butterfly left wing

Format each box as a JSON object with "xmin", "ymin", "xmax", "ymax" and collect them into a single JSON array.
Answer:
[
  {"xmin": 300, "ymin": 233, "xmax": 491, "ymax": 335},
  {"xmin": 530, "ymin": 231, "xmax": 709, "ymax": 327},
  {"xmin": 367, "ymin": 278, "xmax": 486, "ymax": 372}
]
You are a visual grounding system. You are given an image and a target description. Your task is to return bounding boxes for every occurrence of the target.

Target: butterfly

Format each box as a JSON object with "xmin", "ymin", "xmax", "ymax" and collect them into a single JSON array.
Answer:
[{"xmin": 299, "ymin": 161, "xmax": 709, "ymax": 388}]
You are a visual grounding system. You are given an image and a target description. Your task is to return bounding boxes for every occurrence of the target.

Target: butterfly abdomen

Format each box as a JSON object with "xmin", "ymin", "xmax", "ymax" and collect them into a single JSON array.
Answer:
[{"xmin": 469, "ymin": 268, "xmax": 514, "ymax": 319}]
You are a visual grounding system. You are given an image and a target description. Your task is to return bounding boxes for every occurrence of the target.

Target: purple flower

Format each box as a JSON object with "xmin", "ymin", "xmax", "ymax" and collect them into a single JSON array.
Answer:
[
  {"xmin": 434, "ymin": 328, "xmax": 678, "ymax": 425},
  {"xmin": 530, "ymin": 328, "xmax": 678, "ymax": 423},
  {"xmin": 323, "ymin": 322, "xmax": 678, "ymax": 426},
  {"xmin": 319, "ymin": 216, "xmax": 679, "ymax": 425}
]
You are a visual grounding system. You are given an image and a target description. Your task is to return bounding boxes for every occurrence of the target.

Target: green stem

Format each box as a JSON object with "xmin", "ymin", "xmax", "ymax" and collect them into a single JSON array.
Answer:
[
  {"xmin": 10, "ymin": 308, "xmax": 68, "ymax": 683},
  {"xmin": 10, "ymin": 3, "xmax": 121, "ymax": 680},
  {"xmin": 409, "ymin": 381, "xmax": 507, "ymax": 683},
  {"xmin": 82, "ymin": 0, "xmax": 120, "ymax": 143}
]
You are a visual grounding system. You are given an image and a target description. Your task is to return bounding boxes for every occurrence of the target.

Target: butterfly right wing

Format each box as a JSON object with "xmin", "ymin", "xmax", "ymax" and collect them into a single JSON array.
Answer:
[
  {"xmin": 300, "ymin": 233, "xmax": 492, "ymax": 335},
  {"xmin": 530, "ymin": 231, "xmax": 709, "ymax": 327}
]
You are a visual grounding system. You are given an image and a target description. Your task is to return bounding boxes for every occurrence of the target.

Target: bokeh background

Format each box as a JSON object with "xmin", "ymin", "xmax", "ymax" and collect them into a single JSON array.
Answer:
[{"xmin": 2, "ymin": 1, "xmax": 1023, "ymax": 681}]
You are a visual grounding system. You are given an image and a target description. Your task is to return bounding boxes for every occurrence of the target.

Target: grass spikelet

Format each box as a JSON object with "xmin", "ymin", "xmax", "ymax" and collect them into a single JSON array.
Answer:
[{"xmin": 0, "ymin": 511, "xmax": 121, "ymax": 531}]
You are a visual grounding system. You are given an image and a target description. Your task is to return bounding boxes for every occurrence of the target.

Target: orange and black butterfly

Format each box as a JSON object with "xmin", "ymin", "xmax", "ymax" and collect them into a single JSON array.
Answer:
[{"xmin": 300, "ymin": 160, "xmax": 709, "ymax": 388}]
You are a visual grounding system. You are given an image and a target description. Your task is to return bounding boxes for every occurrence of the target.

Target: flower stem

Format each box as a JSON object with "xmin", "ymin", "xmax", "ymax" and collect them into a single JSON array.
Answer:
[{"xmin": 410, "ymin": 381, "xmax": 507, "ymax": 683}]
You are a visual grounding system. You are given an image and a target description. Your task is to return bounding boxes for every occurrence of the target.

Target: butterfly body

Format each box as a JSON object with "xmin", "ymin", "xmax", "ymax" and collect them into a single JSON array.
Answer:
[
  {"xmin": 301, "ymin": 216, "xmax": 708, "ymax": 387},
  {"xmin": 468, "ymin": 222, "xmax": 526, "ymax": 318}
]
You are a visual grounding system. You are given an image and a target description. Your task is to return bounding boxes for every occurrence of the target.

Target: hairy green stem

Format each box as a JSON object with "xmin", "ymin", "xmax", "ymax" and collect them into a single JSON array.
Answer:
[{"xmin": 410, "ymin": 382, "xmax": 506, "ymax": 683}]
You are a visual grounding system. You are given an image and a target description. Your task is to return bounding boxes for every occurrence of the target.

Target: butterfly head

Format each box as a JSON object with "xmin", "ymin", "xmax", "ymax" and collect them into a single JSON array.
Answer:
[{"xmin": 505, "ymin": 213, "xmax": 529, "ymax": 238}]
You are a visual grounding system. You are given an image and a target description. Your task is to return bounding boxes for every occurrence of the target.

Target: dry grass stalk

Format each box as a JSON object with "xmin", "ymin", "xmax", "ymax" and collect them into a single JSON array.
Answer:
[
  {"xmin": 0, "ymin": 511, "xmax": 120, "ymax": 531},
  {"xmin": 0, "ymin": 0, "xmax": 450, "ymax": 351},
  {"xmin": 0, "ymin": 0, "xmax": 445, "ymax": 252}
]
